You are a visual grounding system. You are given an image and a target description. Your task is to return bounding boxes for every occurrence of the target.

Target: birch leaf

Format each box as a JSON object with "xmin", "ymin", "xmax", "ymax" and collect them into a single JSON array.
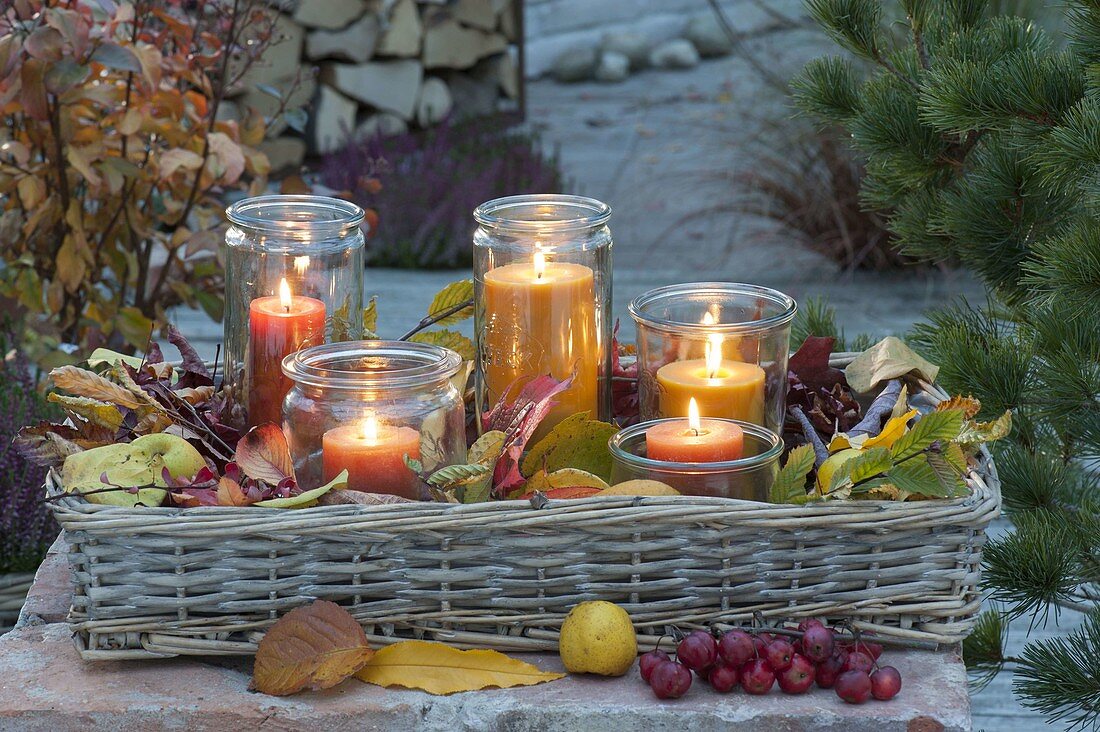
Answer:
[
  {"xmin": 426, "ymin": 279, "xmax": 474, "ymax": 326},
  {"xmin": 769, "ymin": 443, "xmax": 815, "ymax": 503},
  {"xmin": 355, "ymin": 640, "xmax": 564, "ymax": 695}
]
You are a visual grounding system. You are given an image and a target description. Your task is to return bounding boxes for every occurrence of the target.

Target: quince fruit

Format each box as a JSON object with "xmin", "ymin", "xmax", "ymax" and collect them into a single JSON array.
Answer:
[
  {"xmin": 62, "ymin": 433, "xmax": 206, "ymax": 507},
  {"xmin": 602, "ymin": 479, "xmax": 680, "ymax": 496},
  {"xmin": 559, "ymin": 600, "xmax": 637, "ymax": 676}
]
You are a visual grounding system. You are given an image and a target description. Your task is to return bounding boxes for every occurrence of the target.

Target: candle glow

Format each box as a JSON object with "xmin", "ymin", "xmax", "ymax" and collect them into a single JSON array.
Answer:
[
  {"xmin": 278, "ymin": 278, "xmax": 292, "ymax": 312},
  {"xmin": 362, "ymin": 413, "xmax": 378, "ymax": 443},
  {"xmin": 533, "ymin": 250, "xmax": 546, "ymax": 280}
]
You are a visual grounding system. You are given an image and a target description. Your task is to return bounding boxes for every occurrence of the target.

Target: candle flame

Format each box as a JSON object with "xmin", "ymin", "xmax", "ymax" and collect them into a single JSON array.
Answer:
[
  {"xmin": 688, "ymin": 397, "xmax": 702, "ymax": 434},
  {"xmin": 362, "ymin": 413, "xmax": 378, "ymax": 443},
  {"xmin": 293, "ymin": 255, "xmax": 310, "ymax": 276},
  {"xmin": 702, "ymin": 311, "xmax": 716, "ymax": 326},
  {"xmin": 533, "ymin": 250, "xmax": 546, "ymax": 280},
  {"xmin": 278, "ymin": 278, "xmax": 292, "ymax": 312}
]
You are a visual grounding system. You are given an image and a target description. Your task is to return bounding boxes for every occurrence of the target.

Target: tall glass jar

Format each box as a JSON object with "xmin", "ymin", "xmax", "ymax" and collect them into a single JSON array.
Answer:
[
  {"xmin": 224, "ymin": 195, "xmax": 365, "ymax": 428},
  {"xmin": 282, "ymin": 341, "xmax": 466, "ymax": 498},
  {"xmin": 473, "ymin": 195, "xmax": 613, "ymax": 438},
  {"xmin": 629, "ymin": 283, "xmax": 796, "ymax": 434}
]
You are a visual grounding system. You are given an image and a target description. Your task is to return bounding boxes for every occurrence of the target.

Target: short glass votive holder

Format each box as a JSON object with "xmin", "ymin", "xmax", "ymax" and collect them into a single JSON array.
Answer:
[
  {"xmin": 629, "ymin": 282, "xmax": 797, "ymax": 434},
  {"xmin": 608, "ymin": 419, "xmax": 783, "ymax": 500},
  {"xmin": 282, "ymin": 341, "xmax": 466, "ymax": 499},
  {"xmin": 224, "ymin": 195, "xmax": 366, "ymax": 428},
  {"xmin": 473, "ymin": 194, "xmax": 613, "ymax": 438}
]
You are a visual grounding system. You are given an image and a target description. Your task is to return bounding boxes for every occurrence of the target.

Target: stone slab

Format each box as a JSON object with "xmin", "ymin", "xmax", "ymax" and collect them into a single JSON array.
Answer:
[
  {"xmin": 0, "ymin": 620, "xmax": 969, "ymax": 731},
  {"xmin": 3, "ymin": 547, "xmax": 970, "ymax": 730}
]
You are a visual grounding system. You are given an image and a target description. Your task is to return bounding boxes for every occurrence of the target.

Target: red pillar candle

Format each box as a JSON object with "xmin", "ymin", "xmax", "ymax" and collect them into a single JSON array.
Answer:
[
  {"xmin": 248, "ymin": 278, "xmax": 326, "ymax": 428},
  {"xmin": 322, "ymin": 414, "xmax": 421, "ymax": 498},
  {"xmin": 646, "ymin": 398, "xmax": 744, "ymax": 463}
]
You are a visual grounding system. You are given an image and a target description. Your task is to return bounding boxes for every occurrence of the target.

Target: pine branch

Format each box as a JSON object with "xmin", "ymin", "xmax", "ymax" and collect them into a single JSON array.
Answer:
[{"xmin": 1013, "ymin": 612, "xmax": 1100, "ymax": 730}]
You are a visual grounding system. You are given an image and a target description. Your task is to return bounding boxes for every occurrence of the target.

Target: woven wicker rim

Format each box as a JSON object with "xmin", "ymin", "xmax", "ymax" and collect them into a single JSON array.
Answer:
[
  {"xmin": 281, "ymin": 340, "xmax": 462, "ymax": 391},
  {"xmin": 473, "ymin": 194, "xmax": 611, "ymax": 234},
  {"xmin": 609, "ymin": 418, "xmax": 783, "ymax": 474},
  {"xmin": 628, "ymin": 282, "xmax": 798, "ymax": 336}
]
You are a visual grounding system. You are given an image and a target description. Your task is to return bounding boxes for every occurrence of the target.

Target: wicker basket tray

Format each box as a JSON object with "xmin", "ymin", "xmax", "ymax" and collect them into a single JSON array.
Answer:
[
  {"xmin": 46, "ymin": 378, "xmax": 1001, "ymax": 661},
  {"xmin": 0, "ymin": 572, "xmax": 35, "ymax": 634}
]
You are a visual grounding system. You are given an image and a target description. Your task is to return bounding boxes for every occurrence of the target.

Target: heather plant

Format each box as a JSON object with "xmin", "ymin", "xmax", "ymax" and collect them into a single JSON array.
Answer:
[
  {"xmin": 0, "ymin": 344, "xmax": 56, "ymax": 574},
  {"xmin": 0, "ymin": 0, "xmax": 286, "ymax": 369},
  {"xmin": 322, "ymin": 116, "xmax": 565, "ymax": 269}
]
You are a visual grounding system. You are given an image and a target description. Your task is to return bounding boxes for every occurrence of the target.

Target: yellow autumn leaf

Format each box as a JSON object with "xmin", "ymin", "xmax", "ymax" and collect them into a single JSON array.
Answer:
[
  {"xmin": 355, "ymin": 640, "xmax": 565, "ymax": 695},
  {"xmin": 861, "ymin": 409, "xmax": 919, "ymax": 449}
]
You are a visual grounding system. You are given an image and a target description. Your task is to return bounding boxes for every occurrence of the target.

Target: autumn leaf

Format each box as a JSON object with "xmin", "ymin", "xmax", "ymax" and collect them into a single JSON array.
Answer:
[
  {"xmin": 216, "ymin": 475, "xmax": 251, "ymax": 506},
  {"xmin": 252, "ymin": 600, "xmax": 374, "ymax": 696},
  {"xmin": 520, "ymin": 412, "xmax": 618, "ymax": 482},
  {"xmin": 46, "ymin": 394, "xmax": 124, "ymax": 431},
  {"xmin": 845, "ymin": 336, "xmax": 939, "ymax": 394},
  {"xmin": 426, "ymin": 280, "xmax": 474, "ymax": 326},
  {"xmin": 355, "ymin": 641, "xmax": 564, "ymax": 695},
  {"xmin": 788, "ymin": 336, "xmax": 846, "ymax": 392},
  {"xmin": 254, "ymin": 470, "xmax": 348, "ymax": 508},
  {"xmin": 409, "ymin": 329, "xmax": 475, "ymax": 360},
  {"xmin": 49, "ymin": 365, "xmax": 151, "ymax": 410},
  {"xmin": 235, "ymin": 423, "xmax": 295, "ymax": 484}
]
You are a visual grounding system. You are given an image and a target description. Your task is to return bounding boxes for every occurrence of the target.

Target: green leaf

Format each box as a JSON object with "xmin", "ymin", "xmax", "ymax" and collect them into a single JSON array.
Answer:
[
  {"xmin": 427, "ymin": 280, "xmax": 474, "ymax": 326},
  {"xmin": 469, "ymin": 430, "xmax": 506, "ymax": 466},
  {"xmin": 425, "ymin": 462, "xmax": 493, "ymax": 504},
  {"xmin": 403, "ymin": 454, "xmax": 423, "ymax": 475},
  {"xmin": 520, "ymin": 412, "xmax": 618, "ymax": 482},
  {"xmin": 90, "ymin": 42, "xmax": 142, "ymax": 72},
  {"xmin": 769, "ymin": 443, "xmax": 815, "ymax": 503},
  {"xmin": 255, "ymin": 470, "xmax": 348, "ymax": 508},
  {"xmin": 956, "ymin": 410, "xmax": 1013, "ymax": 451},
  {"xmin": 363, "ymin": 296, "xmax": 378, "ymax": 334},
  {"xmin": 886, "ymin": 456, "xmax": 952, "ymax": 498},
  {"xmin": 926, "ymin": 451, "xmax": 968, "ymax": 497},
  {"xmin": 890, "ymin": 409, "xmax": 965, "ymax": 462},
  {"xmin": 115, "ymin": 306, "xmax": 154, "ymax": 350},
  {"xmin": 409, "ymin": 329, "xmax": 475, "ymax": 360},
  {"xmin": 827, "ymin": 446, "xmax": 893, "ymax": 494}
]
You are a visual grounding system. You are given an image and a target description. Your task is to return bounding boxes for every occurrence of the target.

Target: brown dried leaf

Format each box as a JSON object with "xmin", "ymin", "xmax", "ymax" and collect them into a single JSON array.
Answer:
[
  {"xmin": 252, "ymin": 600, "xmax": 374, "ymax": 696},
  {"xmin": 50, "ymin": 365, "xmax": 149, "ymax": 409},
  {"xmin": 175, "ymin": 386, "xmax": 215, "ymax": 405},
  {"xmin": 216, "ymin": 476, "xmax": 252, "ymax": 506},
  {"xmin": 318, "ymin": 489, "xmax": 416, "ymax": 506},
  {"xmin": 235, "ymin": 423, "xmax": 295, "ymax": 484},
  {"xmin": 936, "ymin": 394, "xmax": 982, "ymax": 419}
]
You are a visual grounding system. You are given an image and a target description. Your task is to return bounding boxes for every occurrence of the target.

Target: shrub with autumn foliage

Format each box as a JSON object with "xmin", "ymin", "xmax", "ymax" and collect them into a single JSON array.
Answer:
[{"xmin": 0, "ymin": 0, "xmax": 284, "ymax": 369}]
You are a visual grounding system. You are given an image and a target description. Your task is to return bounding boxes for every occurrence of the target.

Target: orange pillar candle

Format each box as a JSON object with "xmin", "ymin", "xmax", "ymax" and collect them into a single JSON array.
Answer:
[
  {"xmin": 248, "ymin": 278, "xmax": 326, "ymax": 428},
  {"xmin": 322, "ymin": 414, "xmax": 421, "ymax": 498},
  {"xmin": 482, "ymin": 251, "xmax": 597, "ymax": 435},
  {"xmin": 657, "ymin": 331, "xmax": 765, "ymax": 425},
  {"xmin": 646, "ymin": 398, "xmax": 744, "ymax": 462}
]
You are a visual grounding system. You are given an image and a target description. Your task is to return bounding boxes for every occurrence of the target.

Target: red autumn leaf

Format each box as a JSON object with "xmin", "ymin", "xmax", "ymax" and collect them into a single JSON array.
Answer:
[
  {"xmin": 252, "ymin": 600, "xmax": 374, "ymax": 696},
  {"xmin": 484, "ymin": 372, "xmax": 575, "ymax": 496},
  {"xmin": 787, "ymin": 336, "xmax": 846, "ymax": 392},
  {"xmin": 235, "ymin": 423, "xmax": 295, "ymax": 485}
]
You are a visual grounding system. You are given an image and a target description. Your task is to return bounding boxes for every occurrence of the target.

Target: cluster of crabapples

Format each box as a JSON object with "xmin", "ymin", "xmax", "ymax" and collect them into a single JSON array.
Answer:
[{"xmin": 639, "ymin": 620, "xmax": 902, "ymax": 704}]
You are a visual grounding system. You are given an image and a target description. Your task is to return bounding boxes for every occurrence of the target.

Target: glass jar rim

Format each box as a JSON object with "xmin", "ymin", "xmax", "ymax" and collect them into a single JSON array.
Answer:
[
  {"xmin": 628, "ymin": 282, "xmax": 797, "ymax": 336},
  {"xmin": 226, "ymin": 195, "xmax": 366, "ymax": 247},
  {"xmin": 282, "ymin": 340, "xmax": 462, "ymax": 391},
  {"xmin": 608, "ymin": 418, "xmax": 784, "ymax": 475},
  {"xmin": 473, "ymin": 194, "xmax": 611, "ymax": 234}
]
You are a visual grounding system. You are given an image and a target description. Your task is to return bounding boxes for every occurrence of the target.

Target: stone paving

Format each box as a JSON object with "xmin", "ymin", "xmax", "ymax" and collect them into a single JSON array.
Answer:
[{"xmin": 0, "ymin": 544, "xmax": 970, "ymax": 732}]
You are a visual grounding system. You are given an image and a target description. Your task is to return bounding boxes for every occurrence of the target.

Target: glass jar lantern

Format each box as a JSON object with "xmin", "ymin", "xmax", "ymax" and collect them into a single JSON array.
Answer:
[
  {"xmin": 473, "ymin": 195, "xmax": 613, "ymax": 437},
  {"xmin": 608, "ymin": 419, "xmax": 782, "ymax": 500},
  {"xmin": 282, "ymin": 341, "xmax": 466, "ymax": 498},
  {"xmin": 224, "ymin": 195, "xmax": 365, "ymax": 428},
  {"xmin": 629, "ymin": 283, "xmax": 797, "ymax": 434}
]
